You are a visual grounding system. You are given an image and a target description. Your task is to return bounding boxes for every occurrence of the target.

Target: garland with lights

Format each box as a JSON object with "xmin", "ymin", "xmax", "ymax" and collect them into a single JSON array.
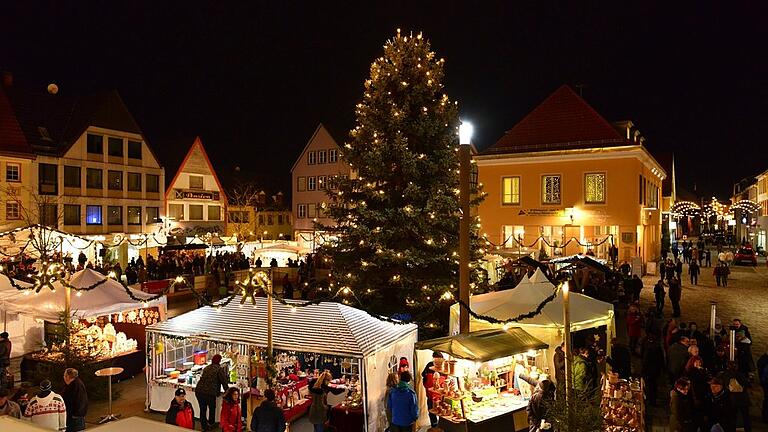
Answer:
[
  {"xmin": 453, "ymin": 284, "xmax": 560, "ymax": 325},
  {"xmin": 483, "ymin": 234, "xmax": 614, "ymax": 250}
]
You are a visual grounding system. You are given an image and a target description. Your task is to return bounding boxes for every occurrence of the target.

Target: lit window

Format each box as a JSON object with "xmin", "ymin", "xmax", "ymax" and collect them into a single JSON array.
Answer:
[
  {"xmin": 318, "ymin": 176, "xmax": 326, "ymax": 190},
  {"xmin": 502, "ymin": 177, "xmax": 520, "ymax": 205},
  {"xmin": 146, "ymin": 207, "xmax": 159, "ymax": 224},
  {"xmin": 542, "ymin": 175, "xmax": 561, "ymax": 204},
  {"xmin": 5, "ymin": 201, "xmax": 20, "ymax": 220},
  {"xmin": 169, "ymin": 204, "xmax": 184, "ymax": 221},
  {"xmin": 107, "ymin": 206, "xmax": 122, "ymax": 225},
  {"xmin": 108, "ymin": 170, "xmax": 122, "ymax": 190},
  {"xmin": 585, "ymin": 173, "xmax": 606, "ymax": 204},
  {"xmin": 86, "ymin": 205, "xmax": 102, "ymax": 225},
  {"xmin": 6, "ymin": 163, "xmax": 20, "ymax": 182},
  {"xmin": 127, "ymin": 206, "xmax": 142, "ymax": 225}
]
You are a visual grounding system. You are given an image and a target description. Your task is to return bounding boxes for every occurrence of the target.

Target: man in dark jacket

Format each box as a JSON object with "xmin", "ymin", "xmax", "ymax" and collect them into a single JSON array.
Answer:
[
  {"xmin": 669, "ymin": 378, "xmax": 693, "ymax": 432},
  {"xmin": 668, "ymin": 277, "xmax": 682, "ymax": 317},
  {"xmin": 527, "ymin": 379, "xmax": 554, "ymax": 431},
  {"xmin": 705, "ymin": 377, "xmax": 733, "ymax": 432},
  {"xmin": 195, "ymin": 354, "xmax": 229, "ymax": 431},
  {"xmin": 166, "ymin": 388, "xmax": 195, "ymax": 429},
  {"xmin": 61, "ymin": 368, "xmax": 88, "ymax": 432},
  {"xmin": 667, "ymin": 337, "xmax": 690, "ymax": 381},
  {"xmin": 606, "ymin": 338, "xmax": 631, "ymax": 378},
  {"xmin": 688, "ymin": 261, "xmax": 700, "ymax": 285},
  {"xmin": 387, "ymin": 371, "xmax": 418, "ymax": 432},
  {"xmin": 250, "ymin": 389, "xmax": 286, "ymax": 432},
  {"xmin": 641, "ymin": 333, "xmax": 664, "ymax": 406},
  {"xmin": 653, "ymin": 280, "xmax": 665, "ymax": 314}
]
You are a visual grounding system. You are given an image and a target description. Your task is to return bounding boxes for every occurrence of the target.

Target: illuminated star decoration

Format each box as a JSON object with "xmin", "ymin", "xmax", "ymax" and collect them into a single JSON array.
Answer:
[{"xmin": 235, "ymin": 269, "xmax": 271, "ymax": 305}]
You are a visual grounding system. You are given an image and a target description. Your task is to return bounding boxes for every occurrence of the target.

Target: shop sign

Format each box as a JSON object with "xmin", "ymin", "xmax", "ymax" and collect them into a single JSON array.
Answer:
[
  {"xmin": 517, "ymin": 208, "xmax": 565, "ymax": 217},
  {"xmin": 174, "ymin": 189, "xmax": 220, "ymax": 200}
]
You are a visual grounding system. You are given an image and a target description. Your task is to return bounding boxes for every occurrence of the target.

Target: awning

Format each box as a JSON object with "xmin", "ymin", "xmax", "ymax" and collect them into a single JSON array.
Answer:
[
  {"xmin": 415, "ymin": 328, "xmax": 548, "ymax": 362},
  {"xmin": 550, "ymin": 254, "xmax": 613, "ymax": 274}
]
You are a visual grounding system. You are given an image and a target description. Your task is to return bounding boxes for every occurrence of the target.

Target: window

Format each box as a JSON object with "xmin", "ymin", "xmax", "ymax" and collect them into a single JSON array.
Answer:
[
  {"xmin": 188, "ymin": 204, "xmax": 203, "ymax": 220},
  {"xmin": 145, "ymin": 207, "xmax": 159, "ymax": 224},
  {"xmin": 169, "ymin": 204, "xmax": 184, "ymax": 221},
  {"xmin": 87, "ymin": 134, "xmax": 103, "ymax": 154},
  {"xmin": 307, "ymin": 176, "xmax": 316, "ymax": 191},
  {"xmin": 127, "ymin": 140, "xmax": 142, "ymax": 159},
  {"xmin": 298, "ymin": 204, "xmax": 307, "ymax": 219},
  {"xmin": 307, "ymin": 151, "xmax": 316, "ymax": 165},
  {"xmin": 258, "ymin": 214, "xmax": 265, "ymax": 225},
  {"xmin": 146, "ymin": 174, "xmax": 160, "ymax": 192},
  {"xmin": 107, "ymin": 206, "xmax": 122, "ymax": 225},
  {"xmin": 108, "ymin": 137, "xmax": 123, "ymax": 157},
  {"xmin": 39, "ymin": 204, "xmax": 57, "ymax": 226},
  {"xmin": 189, "ymin": 175, "xmax": 204, "ymax": 190},
  {"xmin": 329, "ymin": 149, "xmax": 338, "ymax": 163},
  {"xmin": 64, "ymin": 166, "xmax": 80, "ymax": 188},
  {"xmin": 5, "ymin": 201, "xmax": 19, "ymax": 220},
  {"xmin": 502, "ymin": 177, "xmax": 520, "ymax": 205},
  {"xmin": 267, "ymin": 215, "xmax": 274, "ymax": 225},
  {"xmin": 108, "ymin": 170, "xmax": 122, "ymax": 190},
  {"xmin": 585, "ymin": 173, "xmax": 606, "ymax": 204},
  {"xmin": 228, "ymin": 211, "xmax": 249, "ymax": 223},
  {"xmin": 277, "ymin": 214, "xmax": 284, "ymax": 225},
  {"xmin": 127, "ymin": 206, "xmax": 142, "ymax": 225},
  {"xmin": 86, "ymin": 205, "xmax": 102, "ymax": 225},
  {"xmin": 6, "ymin": 163, "xmax": 20, "ymax": 182},
  {"xmin": 86, "ymin": 168, "xmax": 103, "ymax": 189},
  {"xmin": 639, "ymin": 175, "xmax": 644, "ymax": 205},
  {"xmin": 127, "ymin": 172, "xmax": 141, "ymax": 192},
  {"xmin": 38, "ymin": 163, "xmax": 58, "ymax": 195},
  {"xmin": 328, "ymin": 176, "xmax": 338, "ymax": 190},
  {"xmin": 318, "ymin": 176, "xmax": 326, "ymax": 190},
  {"xmin": 318, "ymin": 150, "xmax": 326, "ymax": 164},
  {"xmin": 542, "ymin": 175, "xmax": 561, "ymax": 204},
  {"xmin": 63, "ymin": 205, "xmax": 80, "ymax": 225},
  {"xmin": 208, "ymin": 205, "xmax": 221, "ymax": 221},
  {"xmin": 297, "ymin": 177, "xmax": 306, "ymax": 192}
]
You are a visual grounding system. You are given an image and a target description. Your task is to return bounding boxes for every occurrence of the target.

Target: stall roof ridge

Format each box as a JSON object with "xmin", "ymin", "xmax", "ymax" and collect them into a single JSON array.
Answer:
[{"xmin": 146, "ymin": 296, "xmax": 417, "ymax": 357}]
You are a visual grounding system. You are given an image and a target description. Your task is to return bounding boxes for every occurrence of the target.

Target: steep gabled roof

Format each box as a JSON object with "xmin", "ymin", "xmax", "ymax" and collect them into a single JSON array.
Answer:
[
  {"xmin": 484, "ymin": 85, "xmax": 628, "ymax": 154},
  {"xmin": 165, "ymin": 136, "xmax": 227, "ymax": 203},
  {"xmin": 0, "ymin": 88, "xmax": 34, "ymax": 157},
  {"xmin": 290, "ymin": 123, "xmax": 342, "ymax": 173}
]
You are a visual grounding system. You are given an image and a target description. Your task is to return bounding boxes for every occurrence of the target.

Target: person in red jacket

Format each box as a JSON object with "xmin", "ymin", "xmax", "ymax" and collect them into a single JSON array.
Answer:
[
  {"xmin": 220, "ymin": 387, "xmax": 242, "ymax": 432},
  {"xmin": 165, "ymin": 388, "xmax": 195, "ymax": 429},
  {"xmin": 626, "ymin": 305, "xmax": 644, "ymax": 355}
]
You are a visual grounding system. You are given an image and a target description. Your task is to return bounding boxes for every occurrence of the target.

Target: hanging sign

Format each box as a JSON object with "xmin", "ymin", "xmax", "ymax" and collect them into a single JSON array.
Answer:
[
  {"xmin": 517, "ymin": 208, "xmax": 565, "ymax": 217},
  {"xmin": 174, "ymin": 189, "xmax": 220, "ymax": 200}
]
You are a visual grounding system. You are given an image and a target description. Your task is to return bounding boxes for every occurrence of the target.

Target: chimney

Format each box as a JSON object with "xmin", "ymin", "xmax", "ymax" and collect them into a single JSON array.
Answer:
[{"xmin": 2, "ymin": 71, "xmax": 12, "ymax": 88}]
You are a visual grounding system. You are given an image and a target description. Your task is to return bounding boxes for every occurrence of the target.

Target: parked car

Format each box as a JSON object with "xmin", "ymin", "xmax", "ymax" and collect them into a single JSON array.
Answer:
[{"xmin": 734, "ymin": 247, "xmax": 757, "ymax": 266}]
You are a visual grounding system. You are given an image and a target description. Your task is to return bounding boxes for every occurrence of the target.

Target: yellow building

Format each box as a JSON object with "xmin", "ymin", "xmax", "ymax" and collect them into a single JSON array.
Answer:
[
  {"xmin": 226, "ymin": 192, "xmax": 292, "ymax": 241},
  {"xmin": 0, "ymin": 78, "xmax": 35, "ymax": 231},
  {"xmin": 476, "ymin": 85, "xmax": 666, "ymax": 267}
]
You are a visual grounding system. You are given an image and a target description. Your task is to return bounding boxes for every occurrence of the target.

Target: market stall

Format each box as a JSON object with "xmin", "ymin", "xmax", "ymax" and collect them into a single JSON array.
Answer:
[
  {"xmin": 415, "ymin": 328, "xmax": 549, "ymax": 432},
  {"xmin": 601, "ymin": 374, "xmax": 645, "ymax": 431},
  {"xmin": 145, "ymin": 296, "xmax": 417, "ymax": 431},
  {"xmin": 448, "ymin": 268, "xmax": 615, "ymax": 376},
  {"xmin": 0, "ymin": 268, "xmax": 167, "ymax": 380}
]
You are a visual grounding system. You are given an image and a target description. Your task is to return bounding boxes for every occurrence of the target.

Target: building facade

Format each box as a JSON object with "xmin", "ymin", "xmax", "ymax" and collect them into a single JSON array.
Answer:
[
  {"xmin": 756, "ymin": 170, "xmax": 768, "ymax": 251},
  {"xmin": 1, "ymin": 76, "xmax": 165, "ymax": 265},
  {"xmin": 290, "ymin": 124, "xmax": 351, "ymax": 248},
  {"xmin": 731, "ymin": 176, "xmax": 758, "ymax": 246},
  {"xmin": 226, "ymin": 191, "xmax": 292, "ymax": 241},
  {"xmin": 165, "ymin": 137, "xmax": 226, "ymax": 239},
  {"xmin": 476, "ymin": 85, "xmax": 665, "ymax": 267}
]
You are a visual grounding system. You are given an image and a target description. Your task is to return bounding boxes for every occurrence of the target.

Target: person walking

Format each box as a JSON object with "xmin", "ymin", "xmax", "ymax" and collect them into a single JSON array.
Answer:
[
  {"xmin": 688, "ymin": 261, "xmax": 700, "ymax": 285},
  {"xmin": 0, "ymin": 332, "xmax": 10, "ymax": 391},
  {"xmin": 61, "ymin": 368, "xmax": 87, "ymax": 432},
  {"xmin": 220, "ymin": 387, "xmax": 242, "ymax": 432},
  {"xmin": 165, "ymin": 388, "xmax": 195, "ymax": 429},
  {"xmin": 714, "ymin": 265, "xmax": 722, "ymax": 286},
  {"xmin": 0, "ymin": 388, "xmax": 21, "ymax": 418},
  {"xmin": 654, "ymin": 279, "xmax": 665, "ymax": 314},
  {"xmin": 675, "ymin": 258, "xmax": 683, "ymax": 282},
  {"xmin": 24, "ymin": 379, "xmax": 67, "ymax": 431},
  {"xmin": 387, "ymin": 371, "xmax": 419, "ymax": 432},
  {"xmin": 660, "ymin": 257, "xmax": 667, "ymax": 280},
  {"xmin": 668, "ymin": 277, "xmax": 682, "ymax": 318},
  {"xmin": 250, "ymin": 388, "xmax": 285, "ymax": 432},
  {"xmin": 705, "ymin": 249, "xmax": 712, "ymax": 267},
  {"xmin": 195, "ymin": 354, "xmax": 229, "ymax": 431},
  {"xmin": 669, "ymin": 378, "xmax": 694, "ymax": 432},
  {"xmin": 721, "ymin": 264, "xmax": 730, "ymax": 287}
]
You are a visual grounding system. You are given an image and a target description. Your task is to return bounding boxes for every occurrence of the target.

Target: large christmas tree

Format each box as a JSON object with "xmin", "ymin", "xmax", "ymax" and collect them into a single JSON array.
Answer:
[{"xmin": 320, "ymin": 30, "xmax": 486, "ymax": 329}]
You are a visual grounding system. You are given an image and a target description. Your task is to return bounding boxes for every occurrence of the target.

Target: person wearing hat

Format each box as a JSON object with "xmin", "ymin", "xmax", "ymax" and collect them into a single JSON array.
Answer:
[
  {"xmin": 24, "ymin": 379, "xmax": 66, "ymax": 431},
  {"xmin": 0, "ymin": 332, "xmax": 10, "ymax": 391},
  {"xmin": 705, "ymin": 377, "xmax": 733, "ymax": 432},
  {"xmin": 166, "ymin": 388, "xmax": 195, "ymax": 429},
  {"xmin": 421, "ymin": 351, "xmax": 443, "ymax": 428},
  {"xmin": 195, "ymin": 354, "xmax": 230, "ymax": 431}
]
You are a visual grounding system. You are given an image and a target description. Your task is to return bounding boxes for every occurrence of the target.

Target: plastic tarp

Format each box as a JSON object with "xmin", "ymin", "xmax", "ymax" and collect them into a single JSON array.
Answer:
[
  {"xmin": 0, "ymin": 268, "xmax": 167, "ymax": 322},
  {"xmin": 415, "ymin": 328, "xmax": 548, "ymax": 362}
]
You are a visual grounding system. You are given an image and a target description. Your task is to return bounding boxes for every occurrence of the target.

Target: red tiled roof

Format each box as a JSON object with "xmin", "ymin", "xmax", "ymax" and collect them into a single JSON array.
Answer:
[
  {"xmin": 484, "ymin": 85, "xmax": 629, "ymax": 154},
  {"xmin": 0, "ymin": 87, "xmax": 34, "ymax": 157}
]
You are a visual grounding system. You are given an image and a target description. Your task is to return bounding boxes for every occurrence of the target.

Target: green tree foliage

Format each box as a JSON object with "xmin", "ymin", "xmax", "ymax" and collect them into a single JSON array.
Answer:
[{"xmin": 320, "ymin": 30, "xmax": 486, "ymax": 331}]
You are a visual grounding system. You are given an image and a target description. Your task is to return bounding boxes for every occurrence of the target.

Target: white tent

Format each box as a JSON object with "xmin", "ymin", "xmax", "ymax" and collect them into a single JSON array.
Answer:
[
  {"xmin": 0, "ymin": 277, "xmax": 43, "ymax": 357},
  {"xmin": 0, "ymin": 268, "xmax": 167, "ymax": 322},
  {"xmin": 146, "ymin": 296, "xmax": 418, "ymax": 432},
  {"xmin": 449, "ymin": 268, "xmax": 615, "ymax": 374}
]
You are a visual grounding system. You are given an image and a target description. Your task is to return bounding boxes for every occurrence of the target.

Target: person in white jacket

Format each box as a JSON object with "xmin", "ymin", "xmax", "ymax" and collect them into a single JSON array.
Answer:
[{"xmin": 24, "ymin": 379, "xmax": 67, "ymax": 431}]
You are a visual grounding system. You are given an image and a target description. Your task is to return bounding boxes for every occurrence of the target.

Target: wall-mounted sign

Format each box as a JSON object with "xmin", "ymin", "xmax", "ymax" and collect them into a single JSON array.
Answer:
[
  {"xmin": 174, "ymin": 189, "xmax": 220, "ymax": 201},
  {"xmin": 517, "ymin": 208, "xmax": 565, "ymax": 217}
]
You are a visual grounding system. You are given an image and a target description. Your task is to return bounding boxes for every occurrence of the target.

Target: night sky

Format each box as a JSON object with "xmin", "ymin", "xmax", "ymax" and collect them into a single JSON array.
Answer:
[{"xmin": 2, "ymin": 2, "xmax": 765, "ymax": 198}]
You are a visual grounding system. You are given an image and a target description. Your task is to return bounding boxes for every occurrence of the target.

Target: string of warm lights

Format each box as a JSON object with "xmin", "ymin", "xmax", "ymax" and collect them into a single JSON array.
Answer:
[
  {"xmin": 670, "ymin": 201, "xmax": 701, "ymax": 217},
  {"xmin": 482, "ymin": 233, "xmax": 614, "ymax": 250}
]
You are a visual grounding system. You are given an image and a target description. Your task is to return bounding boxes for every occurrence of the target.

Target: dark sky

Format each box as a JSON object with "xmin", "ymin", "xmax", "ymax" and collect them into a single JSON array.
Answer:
[{"xmin": 2, "ymin": 2, "xmax": 766, "ymax": 198}]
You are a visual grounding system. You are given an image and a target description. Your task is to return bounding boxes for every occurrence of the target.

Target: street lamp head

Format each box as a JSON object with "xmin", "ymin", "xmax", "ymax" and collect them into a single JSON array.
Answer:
[{"xmin": 459, "ymin": 121, "xmax": 473, "ymax": 145}]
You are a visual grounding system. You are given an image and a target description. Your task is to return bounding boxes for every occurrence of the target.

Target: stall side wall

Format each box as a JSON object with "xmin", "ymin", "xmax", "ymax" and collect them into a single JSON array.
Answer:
[
  {"xmin": 3, "ymin": 311, "xmax": 43, "ymax": 357},
  {"xmin": 364, "ymin": 330, "xmax": 418, "ymax": 432}
]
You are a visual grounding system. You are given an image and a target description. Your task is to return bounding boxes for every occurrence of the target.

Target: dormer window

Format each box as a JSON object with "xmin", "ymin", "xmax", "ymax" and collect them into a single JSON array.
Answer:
[{"xmin": 38, "ymin": 126, "xmax": 52, "ymax": 142}]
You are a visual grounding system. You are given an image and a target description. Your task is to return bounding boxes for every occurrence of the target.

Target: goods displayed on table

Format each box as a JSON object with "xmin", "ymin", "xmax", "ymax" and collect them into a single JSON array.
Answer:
[
  {"xmin": 429, "ymin": 352, "xmax": 543, "ymax": 424},
  {"xmin": 600, "ymin": 374, "xmax": 644, "ymax": 431},
  {"xmin": 153, "ymin": 350, "xmax": 241, "ymax": 390},
  {"xmin": 31, "ymin": 321, "xmax": 138, "ymax": 362}
]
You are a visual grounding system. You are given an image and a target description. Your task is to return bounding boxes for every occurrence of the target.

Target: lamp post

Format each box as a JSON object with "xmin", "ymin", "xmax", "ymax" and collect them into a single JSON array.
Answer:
[{"xmin": 459, "ymin": 121, "xmax": 473, "ymax": 335}]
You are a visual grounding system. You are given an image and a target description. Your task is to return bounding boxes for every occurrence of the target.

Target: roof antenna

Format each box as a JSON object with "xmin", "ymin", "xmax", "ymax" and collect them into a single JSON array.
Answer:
[{"xmin": 574, "ymin": 83, "xmax": 586, "ymax": 97}]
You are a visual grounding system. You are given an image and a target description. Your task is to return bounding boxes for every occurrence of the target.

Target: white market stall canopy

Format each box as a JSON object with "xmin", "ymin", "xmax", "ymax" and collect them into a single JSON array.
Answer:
[
  {"xmin": 0, "ymin": 224, "xmax": 93, "ymax": 258},
  {"xmin": 147, "ymin": 295, "xmax": 417, "ymax": 358},
  {"xmin": 0, "ymin": 268, "xmax": 167, "ymax": 321}
]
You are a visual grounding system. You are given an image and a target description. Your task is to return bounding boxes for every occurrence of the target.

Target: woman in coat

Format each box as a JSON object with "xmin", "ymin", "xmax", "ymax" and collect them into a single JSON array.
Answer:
[
  {"xmin": 220, "ymin": 387, "xmax": 242, "ymax": 432},
  {"xmin": 308, "ymin": 371, "xmax": 346, "ymax": 432}
]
